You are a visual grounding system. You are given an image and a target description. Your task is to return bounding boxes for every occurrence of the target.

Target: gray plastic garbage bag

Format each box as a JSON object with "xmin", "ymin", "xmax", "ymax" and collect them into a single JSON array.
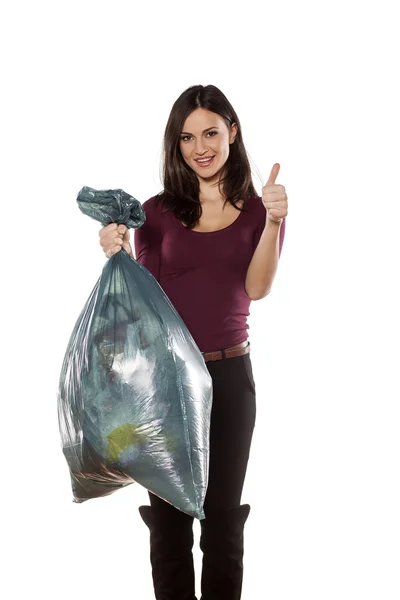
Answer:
[{"xmin": 57, "ymin": 186, "xmax": 213, "ymax": 519}]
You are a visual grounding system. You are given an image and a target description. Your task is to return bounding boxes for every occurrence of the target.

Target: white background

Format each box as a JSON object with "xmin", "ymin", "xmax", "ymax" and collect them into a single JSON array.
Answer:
[{"xmin": 1, "ymin": 1, "xmax": 399, "ymax": 599}]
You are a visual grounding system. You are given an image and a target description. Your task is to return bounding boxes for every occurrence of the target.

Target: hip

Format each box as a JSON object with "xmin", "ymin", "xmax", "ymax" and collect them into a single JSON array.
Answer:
[{"xmin": 205, "ymin": 342, "xmax": 256, "ymax": 398}]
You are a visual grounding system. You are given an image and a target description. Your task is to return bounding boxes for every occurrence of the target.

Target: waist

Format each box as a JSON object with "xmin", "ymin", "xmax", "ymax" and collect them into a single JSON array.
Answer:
[{"xmin": 201, "ymin": 340, "xmax": 250, "ymax": 363}]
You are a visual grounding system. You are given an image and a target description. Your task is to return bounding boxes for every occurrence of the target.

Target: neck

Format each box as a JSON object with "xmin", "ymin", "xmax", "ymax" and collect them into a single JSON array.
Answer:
[{"xmin": 199, "ymin": 184, "xmax": 225, "ymax": 205}]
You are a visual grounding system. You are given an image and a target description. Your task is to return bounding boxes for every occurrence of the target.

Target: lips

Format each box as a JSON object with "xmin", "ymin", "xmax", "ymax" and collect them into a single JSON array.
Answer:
[{"xmin": 195, "ymin": 156, "xmax": 215, "ymax": 167}]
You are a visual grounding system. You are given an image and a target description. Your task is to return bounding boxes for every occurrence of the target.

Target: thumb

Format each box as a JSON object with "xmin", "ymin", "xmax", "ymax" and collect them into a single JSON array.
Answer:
[{"xmin": 266, "ymin": 162, "xmax": 280, "ymax": 186}]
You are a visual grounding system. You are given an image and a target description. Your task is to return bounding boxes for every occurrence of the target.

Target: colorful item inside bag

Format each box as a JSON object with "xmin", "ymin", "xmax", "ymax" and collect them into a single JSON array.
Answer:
[{"xmin": 57, "ymin": 186, "xmax": 213, "ymax": 519}]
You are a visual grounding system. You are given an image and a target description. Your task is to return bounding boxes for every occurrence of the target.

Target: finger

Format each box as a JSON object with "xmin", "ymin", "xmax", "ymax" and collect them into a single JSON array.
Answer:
[
  {"xmin": 118, "ymin": 224, "xmax": 127, "ymax": 234},
  {"xmin": 99, "ymin": 223, "xmax": 118, "ymax": 237},
  {"xmin": 107, "ymin": 245, "xmax": 122, "ymax": 257},
  {"xmin": 265, "ymin": 163, "xmax": 280, "ymax": 186},
  {"xmin": 101, "ymin": 236, "xmax": 122, "ymax": 252}
]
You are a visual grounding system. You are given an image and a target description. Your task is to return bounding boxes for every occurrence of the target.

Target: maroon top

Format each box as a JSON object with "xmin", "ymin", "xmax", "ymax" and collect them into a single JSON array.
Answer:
[{"xmin": 134, "ymin": 195, "xmax": 286, "ymax": 353}]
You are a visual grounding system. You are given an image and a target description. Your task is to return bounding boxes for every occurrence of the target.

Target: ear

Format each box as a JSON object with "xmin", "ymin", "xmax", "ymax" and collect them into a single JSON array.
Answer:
[{"xmin": 229, "ymin": 122, "xmax": 238, "ymax": 144}]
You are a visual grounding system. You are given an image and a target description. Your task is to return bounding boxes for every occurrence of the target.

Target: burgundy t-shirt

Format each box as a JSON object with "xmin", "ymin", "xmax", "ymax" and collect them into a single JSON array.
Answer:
[{"xmin": 134, "ymin": 195, "xmax": 285, "ymax": 353}]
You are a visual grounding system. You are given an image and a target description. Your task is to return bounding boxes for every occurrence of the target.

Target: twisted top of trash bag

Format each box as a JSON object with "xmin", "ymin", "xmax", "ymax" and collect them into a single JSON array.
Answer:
[{"xmin": 77, "ymin": 186, "xmax": 146, "ymax": 229}]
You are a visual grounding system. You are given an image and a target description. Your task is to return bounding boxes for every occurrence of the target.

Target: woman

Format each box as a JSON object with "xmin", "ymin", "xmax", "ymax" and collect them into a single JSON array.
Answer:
[{"xmin": 99, "ymin": 84, "xmax": 288, "ymax": 600}]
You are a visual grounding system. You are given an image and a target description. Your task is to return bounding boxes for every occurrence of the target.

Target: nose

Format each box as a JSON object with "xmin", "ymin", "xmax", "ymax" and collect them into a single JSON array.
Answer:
[{"xmin": 194, "ymin": 139, "xmax": 209, "ymax": 156}]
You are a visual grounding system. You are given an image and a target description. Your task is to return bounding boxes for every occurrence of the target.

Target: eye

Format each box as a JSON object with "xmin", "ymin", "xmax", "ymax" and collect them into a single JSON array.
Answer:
[{"xmin": 180, "ymin": 131, "xmax": 218, "ymax": 142}]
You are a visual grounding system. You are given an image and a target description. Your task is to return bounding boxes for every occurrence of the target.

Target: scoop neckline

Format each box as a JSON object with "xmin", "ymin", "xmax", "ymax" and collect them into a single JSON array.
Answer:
[{"xmin": 178, "ymin": 202, "xmax": 246, "ymax": 235}]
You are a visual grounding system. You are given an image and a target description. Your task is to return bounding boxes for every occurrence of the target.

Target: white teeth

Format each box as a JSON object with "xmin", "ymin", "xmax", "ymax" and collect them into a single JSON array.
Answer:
[{"xmin": 197, "ymin": 157, "xmax": 213, "ymax": 163}]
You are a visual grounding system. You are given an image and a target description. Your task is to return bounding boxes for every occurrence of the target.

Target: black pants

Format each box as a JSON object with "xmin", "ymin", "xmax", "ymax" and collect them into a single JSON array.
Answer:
[
  {"xmin": 143, "ymin": 351, "xmax": 257, "ymax": 599},
  {"xmin": 148, "ymin": 350, "xmax": 257, "ymax": 514}
]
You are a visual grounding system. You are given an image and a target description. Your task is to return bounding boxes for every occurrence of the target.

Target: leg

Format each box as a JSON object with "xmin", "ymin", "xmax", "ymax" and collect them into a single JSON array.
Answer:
[
  {"xmin": 200, "ymin": 353, "xmax": 256, "ymax": 600},
  {"xmin": 139, "ymin": 491, "xmax": 197, "ymax": 600}
]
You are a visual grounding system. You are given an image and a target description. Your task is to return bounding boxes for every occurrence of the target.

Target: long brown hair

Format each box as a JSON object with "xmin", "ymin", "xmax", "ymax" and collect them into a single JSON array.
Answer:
[{"xmin": 154, "ymin": 84, "xmax": 259, "ymax": 229}]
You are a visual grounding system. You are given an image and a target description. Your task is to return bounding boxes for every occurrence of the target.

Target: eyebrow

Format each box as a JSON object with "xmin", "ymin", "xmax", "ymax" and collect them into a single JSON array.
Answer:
[{"xmin": 180, "ymin": 126, "xmax": 219, "ymax": 135}]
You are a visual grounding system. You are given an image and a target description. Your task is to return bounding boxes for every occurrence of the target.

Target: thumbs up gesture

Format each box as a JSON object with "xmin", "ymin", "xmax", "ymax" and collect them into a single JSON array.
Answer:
[{"xmin": 262, "ymin": 163, "xmax": 288, "ymax": 223}]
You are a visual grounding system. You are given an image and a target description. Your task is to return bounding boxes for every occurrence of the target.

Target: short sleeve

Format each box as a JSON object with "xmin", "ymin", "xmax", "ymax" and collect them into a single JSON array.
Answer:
[{"xmin": 133, "ymin": 197, "xmax": 163, "ymax": 282}]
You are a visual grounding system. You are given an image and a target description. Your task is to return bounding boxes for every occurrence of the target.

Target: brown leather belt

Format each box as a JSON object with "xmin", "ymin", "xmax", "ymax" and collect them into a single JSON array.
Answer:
[{"xmin": 202, "ymin": 340, "xmax": 250, "ymax": 363}]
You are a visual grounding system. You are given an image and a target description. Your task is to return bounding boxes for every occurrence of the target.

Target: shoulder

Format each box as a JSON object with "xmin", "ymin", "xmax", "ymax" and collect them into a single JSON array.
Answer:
[
  {"xmin": 141, "ymin": 195, "xmax": 159, "ymax": 212},
  {"xmin": 245, "ymin": 194, "xmax": 262, "ymax": 207},
  {"xmin": 141, "ymin": 193, "xmax": 168, "ymax": 215},
  {"xmin": 139, "ymin": 194, "xmax": 164, "ymax": 219},
  {"xmin": 136, "ymin": 194, "xmax": 166, "ymax": 234},
  {"xmin": 244, "ymin": 194, "xmax": 265, "ymax": 218}
]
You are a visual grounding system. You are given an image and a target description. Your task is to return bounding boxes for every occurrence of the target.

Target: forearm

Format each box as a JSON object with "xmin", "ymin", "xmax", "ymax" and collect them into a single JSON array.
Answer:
[{"xmin": 245, "ymin": 218, "xmax": 282, "ymax": 300}]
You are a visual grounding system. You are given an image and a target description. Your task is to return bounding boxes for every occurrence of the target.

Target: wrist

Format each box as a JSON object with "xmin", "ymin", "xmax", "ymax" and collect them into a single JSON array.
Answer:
[{"xmin": 266, "ymin": 215, "xmax": 283, "ymax": 226}]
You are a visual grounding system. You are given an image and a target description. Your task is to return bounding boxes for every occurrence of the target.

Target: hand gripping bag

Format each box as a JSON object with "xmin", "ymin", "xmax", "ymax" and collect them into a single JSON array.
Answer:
[{"xmin": 57, "ymin": 186, "xmax": 213, "ymax": 519}]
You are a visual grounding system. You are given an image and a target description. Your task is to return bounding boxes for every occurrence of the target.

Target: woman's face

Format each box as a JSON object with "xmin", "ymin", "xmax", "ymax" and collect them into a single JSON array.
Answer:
[{"xmin": 179, "ymin": 107, "xmax": 237, "ymax": 181}]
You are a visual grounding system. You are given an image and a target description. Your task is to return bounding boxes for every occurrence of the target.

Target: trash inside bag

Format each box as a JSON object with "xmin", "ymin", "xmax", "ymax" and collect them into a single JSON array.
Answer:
[{"xmin": 57, "ymin": 186, "xmax": 213, "ymax": 519}]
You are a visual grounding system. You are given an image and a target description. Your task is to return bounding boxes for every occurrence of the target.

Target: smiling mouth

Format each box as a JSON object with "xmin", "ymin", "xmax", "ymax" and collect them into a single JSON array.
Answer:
[{"xmin": 195, "ymin": 156, "xmax": 215, "ymax": 167}]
